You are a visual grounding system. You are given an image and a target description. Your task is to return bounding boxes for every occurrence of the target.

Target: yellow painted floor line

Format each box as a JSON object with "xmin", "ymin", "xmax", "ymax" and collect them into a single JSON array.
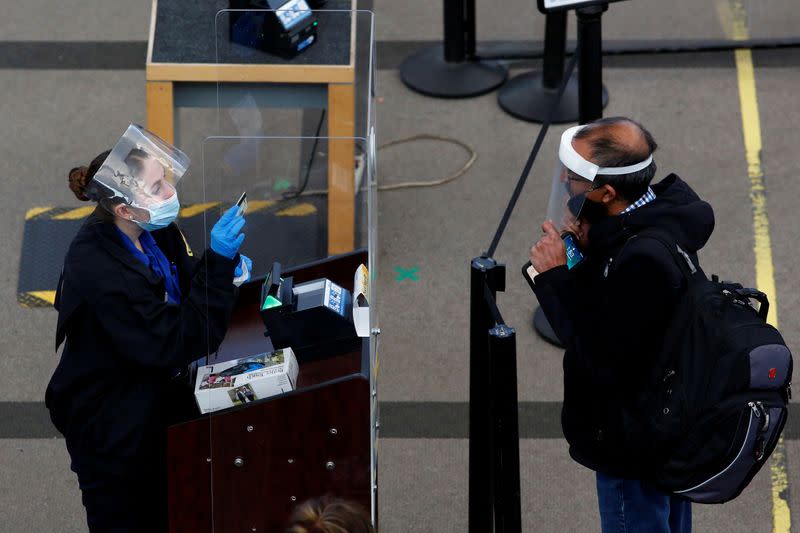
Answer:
[
  {"xmin": 247, "ymin": 199, "xmax": 278, "ymax": 213},
  {"xmin": 178, "ymin": 202, "xmax": 219, "ymax": 218},
  {"xmin": 25, "ymin": 199, "xmax": 300, "ymax": 220},
  {"xmin": 276, "ymin": 203, "xmax": 317, "ymax": 217},
  {"xmin": 52, "ymin": 206, "xmax": 95, "ymax": 220},
  {"xmin": 718, "ymin": 0, "xmax": 792, "ymax": 530},
  {"xmin": 17, "ymin": 291, "xmax": 57, "ymax": 308},
  {"xmin": 27, "ymin": 291, "xmax": 56, "ymax": 305},
  {"xmin": 25, "ymin": 206, "xmax": 53, "ymax": 220}
]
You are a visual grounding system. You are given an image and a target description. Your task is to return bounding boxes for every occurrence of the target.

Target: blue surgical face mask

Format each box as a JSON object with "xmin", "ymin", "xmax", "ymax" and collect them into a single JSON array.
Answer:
[{"xmin": 134, "ymin": 192, "xmax": 180, "ymax": 231}]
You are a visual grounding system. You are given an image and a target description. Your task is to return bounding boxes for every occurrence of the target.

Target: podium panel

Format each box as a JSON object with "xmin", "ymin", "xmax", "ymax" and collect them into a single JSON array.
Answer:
[
  {"xmin": 168, "ymin": 378, "xmax": 369, "ymax": 533},
  {"xmin": 210, "ymin": 377, "xmax": 369, "ymax": 531}
]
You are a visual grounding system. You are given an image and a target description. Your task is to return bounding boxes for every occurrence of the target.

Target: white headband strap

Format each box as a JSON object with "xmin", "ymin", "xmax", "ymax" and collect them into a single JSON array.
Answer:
[{"xmin": 558, "ymin": 125, "xmax": 653, "ymax": 182}]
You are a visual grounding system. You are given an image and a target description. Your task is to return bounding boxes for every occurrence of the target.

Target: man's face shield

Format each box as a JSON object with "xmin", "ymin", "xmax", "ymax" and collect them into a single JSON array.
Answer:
[
  {"xmin": 545, "ymin": 127, "xmax": 596, "ymax": 233},
  {"xmin": 91, "ymin": 124, "xmax": 190, "ymax": 215},
  {"xmin": 545, "ymin": 125, "xmax": 654, "ymax": 232}
]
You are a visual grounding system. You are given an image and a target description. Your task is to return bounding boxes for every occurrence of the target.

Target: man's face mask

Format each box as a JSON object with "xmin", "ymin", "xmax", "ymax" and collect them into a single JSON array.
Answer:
[{"xmin": 568, "ymin": 191, "xmax": 607, "ymax": 225}]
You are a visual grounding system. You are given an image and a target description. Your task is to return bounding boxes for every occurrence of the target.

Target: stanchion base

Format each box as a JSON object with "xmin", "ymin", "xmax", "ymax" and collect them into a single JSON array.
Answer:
[
  {"xmin": 400, "ymin": 45, "xmax": 508, "ymax": 99},
  {"xmin": 497, "ymin": 71, "xmax": 608, "ymax": 124},
  {"xmin": 533, "ymin": 306, "xmax": 564, "ymax": 348}
]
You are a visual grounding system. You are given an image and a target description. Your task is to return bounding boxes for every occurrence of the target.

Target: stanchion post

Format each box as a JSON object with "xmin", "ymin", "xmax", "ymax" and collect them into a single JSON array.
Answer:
[
  {"xmin": 465, "ymin": 0, "xmax": 477, "ymax": 57},
  {"xmin": 399, "ymin": 0, "xmax": 507, "ymax": 98},
  {"xmin": 488, "ymin": 325, "xmax": 522, "ymax": 533},
  {"xmin": 443, "ymin": 0, "xmax": 467, "ymax": 62},
  {"xmin": 542, "ymin": 12, "xmax": 568, "ymax": 89},
  {"xmin": 497, "ymin": 12, "xmax": 579, "ymax": 124},
  {"xmin": 577, "ymin": 4, "xmax": 608, "ymax": 124},
  {"xmin": 498, "ymin": 10, "xmax": 608, "ymax": 124},
  {"xmin": 469, "ymin": 256, "xmax": 501, "ymax": 532}
]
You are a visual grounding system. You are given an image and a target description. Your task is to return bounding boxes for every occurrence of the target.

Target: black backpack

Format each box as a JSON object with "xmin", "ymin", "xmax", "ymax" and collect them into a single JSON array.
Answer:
[{"xmin": 624, "ymin": 228, "xmax": 792, "ymax": 504}]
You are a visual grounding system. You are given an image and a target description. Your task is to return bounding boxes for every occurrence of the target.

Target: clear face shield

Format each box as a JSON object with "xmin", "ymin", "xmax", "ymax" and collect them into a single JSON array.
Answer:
[
  {"xmin": 89, "ymin": 124, "xmax": 190, "ymax": 228},
  {"xmin": 545, "ymin": 125, "xmax": 655, "ymax": 232},
  {"xmin": 545, "ymin": 126, "xmax": 597, "ymax": 235}
]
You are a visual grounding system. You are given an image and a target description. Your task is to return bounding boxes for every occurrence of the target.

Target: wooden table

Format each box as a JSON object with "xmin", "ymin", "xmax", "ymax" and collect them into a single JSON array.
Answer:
[{"xmin": 146, "ymin": 0, "xmax": 359, "ymax": 255}]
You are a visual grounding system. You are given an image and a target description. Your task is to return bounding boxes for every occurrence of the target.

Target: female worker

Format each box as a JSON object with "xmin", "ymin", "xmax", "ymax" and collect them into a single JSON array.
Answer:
[{"xmin": 45, "ymin": 125, "xmax": 251, "ymax": 532}]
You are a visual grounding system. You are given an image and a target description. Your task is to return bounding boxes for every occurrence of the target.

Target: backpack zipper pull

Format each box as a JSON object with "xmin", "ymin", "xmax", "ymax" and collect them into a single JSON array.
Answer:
[
  {"xmin": 756, "ymin": 401, "xmax": 770, "ymax": 432},
  {"xmin": 663, "ymin": 370, "xmax": 676, "ymax": 382},
  {"xmin": 754, "ymin": 437, "xmax": 766, "ymax": 461},
  {"xmin": 750, "ymin": 402, "xmax": 770, "ymax": 462}
]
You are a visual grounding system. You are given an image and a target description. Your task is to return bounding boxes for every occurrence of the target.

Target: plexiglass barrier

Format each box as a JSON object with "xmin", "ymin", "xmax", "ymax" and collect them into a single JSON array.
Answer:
[
  {"xmin": 200, "ymin": 135, "xmax": 373, "ymax": 279},
  {"xmin": 196, "ymin": 136, "xmax": 377, "ymax": 531},
  {"xmin": 196, "ymin": 9, "xmax": 378, "ymax": 531},
  {"xmin": 166, "ymin": 8, "xmax": 379, "ymax": 531}
]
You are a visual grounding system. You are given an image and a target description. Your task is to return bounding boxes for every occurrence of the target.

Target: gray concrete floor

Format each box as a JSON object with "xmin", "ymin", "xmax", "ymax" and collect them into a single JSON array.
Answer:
[{"xmin": 2, "ymin": 0, "xmax": 800, "ymax": 531}]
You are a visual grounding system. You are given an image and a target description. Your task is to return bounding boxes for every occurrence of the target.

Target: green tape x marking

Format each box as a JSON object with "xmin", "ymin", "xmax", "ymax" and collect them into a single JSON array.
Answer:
[
  {"xmin": 394, "ymin": 266, "xmax": 419, "ymax": 282},
  {"xmin": 274, "ymin": 179, "xmax": 292, "ymax": 192}
]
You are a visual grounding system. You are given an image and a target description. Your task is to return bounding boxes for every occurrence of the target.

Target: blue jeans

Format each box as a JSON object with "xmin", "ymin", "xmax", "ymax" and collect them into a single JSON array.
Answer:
[{"xmin": 596, "ymin": 472, "xmax": 692, "ymax": 533}]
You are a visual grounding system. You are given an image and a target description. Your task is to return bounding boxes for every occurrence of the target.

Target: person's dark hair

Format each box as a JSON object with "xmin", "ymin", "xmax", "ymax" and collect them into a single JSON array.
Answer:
[
  {"xmin": 574, "ymin": 116, "xmax": 658, "ymax": 203},
  {"xmin": 285, "ymin": 496, "xmax": 374, "ymax": 533},
  {"xmin": 68, "ymin": 150, "xmax": 126, "ymax": 220},
  {"xmin": 68, "ymin": 150, "xmax": 110, "ymax": 202}
]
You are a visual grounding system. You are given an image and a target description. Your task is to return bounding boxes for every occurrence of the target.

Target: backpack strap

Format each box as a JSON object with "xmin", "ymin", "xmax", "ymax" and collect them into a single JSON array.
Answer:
[
  {"xmin": 619, "ymin": 229, "xmax": 770, "ymax": 320},
  {"xmin": 624, "ymin": 227, "xmax": 700, "ymax": 281}
]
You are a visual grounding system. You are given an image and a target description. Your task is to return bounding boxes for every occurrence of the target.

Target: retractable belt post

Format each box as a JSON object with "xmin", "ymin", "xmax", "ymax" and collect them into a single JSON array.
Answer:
[
  {"xmin": 469, "ymin": 258, "xmax": 521, "ymax": 533},
  {"xmin": 400, "ymin": 0, "xmax": 508, "ymax": 98},
  {"xmin": 577, "ymin": 4, "xmax": 608, "ymax": 124},
  {"xmin": 468, "ymin": 29, "xmax": 580, "ymax": 533},
  {"xmin": 489, "ymin": 324, "xmax": 522, "ymax": 533},
  {"xmin": 469, "ymin": 257, "xmax": 507, "ymax": 532},
  {"xmin": 498, "ymin": 12, "xmax": 579, "ymax": 123}
]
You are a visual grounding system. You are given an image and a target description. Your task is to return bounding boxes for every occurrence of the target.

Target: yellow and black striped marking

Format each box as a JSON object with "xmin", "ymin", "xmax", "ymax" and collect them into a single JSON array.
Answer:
[{"xmin": 18, "ymin": 200, "xmax": 322, "ymax": 308}]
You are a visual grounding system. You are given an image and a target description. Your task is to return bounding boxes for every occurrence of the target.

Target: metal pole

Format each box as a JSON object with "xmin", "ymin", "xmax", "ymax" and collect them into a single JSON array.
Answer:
[
  {"xmin": 469, "ymin": 257, "xmax": 498, "ymax": 532},
  {"xmin": 488, "ymin": 325, "xmax": 522, "ymax": 533},
  {"xmin": 577, "ymin": 4, "xmax": 607, "ymax": 124},
  {"xmin": 443, "ymin": 0, "xmax": 467, "ymax": 63},
  {"xmin": 542, "ymin": 12, "xmax": 568, "ymax": 90},
  {"xmin": 497, "ymin": 11, "xmax": 591, "ymax": 124},
  {"xmin": 465, "ymin": 0, "xmax": 477, "ymax": 58},
  {"xmin": 400, "ymin": 0, "xmax": 507, "ymax": 98}
]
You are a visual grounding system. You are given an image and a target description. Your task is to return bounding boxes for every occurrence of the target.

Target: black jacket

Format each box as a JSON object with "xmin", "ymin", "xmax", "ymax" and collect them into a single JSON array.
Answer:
[
  {"xmin": 45, "ymin": 212, "xmax": 239, "ymax": 476},
  {"xmin": 533, "ymin": 175, "xmax": 715, "ymax": 478}
]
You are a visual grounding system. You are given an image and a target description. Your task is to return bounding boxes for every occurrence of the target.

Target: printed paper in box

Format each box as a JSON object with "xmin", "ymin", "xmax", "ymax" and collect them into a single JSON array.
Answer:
[{"xmin": 194, "ymin": 347, "xmax": 299, "ymax": 414}]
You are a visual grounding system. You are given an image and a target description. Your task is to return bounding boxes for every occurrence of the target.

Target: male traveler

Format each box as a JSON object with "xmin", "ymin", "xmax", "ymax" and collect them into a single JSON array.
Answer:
[{"xmin": 528, "ymin": 117, "xmax": 715, "ymax": 532}]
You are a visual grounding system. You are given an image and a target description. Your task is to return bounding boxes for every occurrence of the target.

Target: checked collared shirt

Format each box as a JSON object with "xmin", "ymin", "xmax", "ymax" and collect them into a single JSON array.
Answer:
[{"xmin": 621, "ymin": 187, "xmax": 656, "ymax": 214}]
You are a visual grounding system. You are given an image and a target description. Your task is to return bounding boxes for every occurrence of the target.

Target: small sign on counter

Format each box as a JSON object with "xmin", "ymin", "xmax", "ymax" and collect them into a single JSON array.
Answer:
[{"xmin": 353, "ymin": 264, "xmax": 370, "ymax": 337}]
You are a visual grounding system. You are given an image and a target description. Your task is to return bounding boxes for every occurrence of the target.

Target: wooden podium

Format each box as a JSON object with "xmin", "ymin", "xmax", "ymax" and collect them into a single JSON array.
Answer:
[{"xmin": 167, "ymin": 250, "xmax": 375, "ymax": 532}]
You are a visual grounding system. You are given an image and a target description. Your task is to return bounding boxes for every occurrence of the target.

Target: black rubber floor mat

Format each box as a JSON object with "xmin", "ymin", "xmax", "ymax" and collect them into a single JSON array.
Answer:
[{"xmin": 17, "ymin": 200, "xmax": 327, "ymax": 307}]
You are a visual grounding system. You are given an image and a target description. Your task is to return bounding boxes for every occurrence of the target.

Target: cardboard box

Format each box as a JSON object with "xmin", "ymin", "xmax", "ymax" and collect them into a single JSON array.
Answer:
[{"xmin": 194, "ymin": 348, "xmax": 299, "ymax": 414}]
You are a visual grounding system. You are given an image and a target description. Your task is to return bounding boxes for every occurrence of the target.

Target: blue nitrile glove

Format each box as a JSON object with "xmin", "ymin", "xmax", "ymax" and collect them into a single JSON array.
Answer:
[
  {"xmin": 233, "ymin": 255, "xmax": 252, "ymax": 286},
  {"xmin": 210, "ymin": 205, "xmax": 246, "ymax": 259}
]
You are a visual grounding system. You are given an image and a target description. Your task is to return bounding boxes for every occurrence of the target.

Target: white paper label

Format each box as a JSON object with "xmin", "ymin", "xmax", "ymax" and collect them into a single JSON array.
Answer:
[
  {"xmin": 353, "ymin": 264, "xmax": 370, "ymax": 337},
  {"xmin": 544, "ymin": 0, "xmax": 597, "ymax": 8}
]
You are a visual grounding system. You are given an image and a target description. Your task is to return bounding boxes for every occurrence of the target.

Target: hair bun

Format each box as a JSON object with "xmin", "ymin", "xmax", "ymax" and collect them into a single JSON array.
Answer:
[{"xmin": 68, "ymin": 166, "xmax": 92, "ymax": 201}]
